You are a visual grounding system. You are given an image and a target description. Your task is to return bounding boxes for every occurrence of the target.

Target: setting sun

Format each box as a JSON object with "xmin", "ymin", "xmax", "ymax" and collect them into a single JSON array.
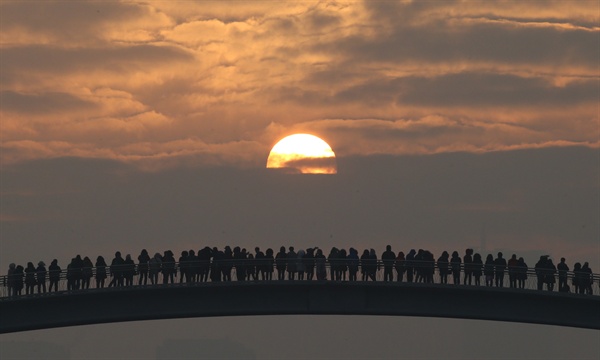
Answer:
[{"xmin": 266, "ymin": 134, "xmax": 337, "ymax": 174}]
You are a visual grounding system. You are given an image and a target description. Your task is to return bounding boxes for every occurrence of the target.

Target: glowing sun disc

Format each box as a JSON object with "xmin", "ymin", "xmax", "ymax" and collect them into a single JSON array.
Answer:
[{"xmin": 266, "ymin": 134, "xmax": 337, "ymax": 174}]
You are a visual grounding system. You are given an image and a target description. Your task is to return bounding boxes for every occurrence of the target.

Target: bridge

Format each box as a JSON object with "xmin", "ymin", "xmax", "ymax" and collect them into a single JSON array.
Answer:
[{"xmin": 1, "ymin": 262, "xmax": 599, "ymax": 333}]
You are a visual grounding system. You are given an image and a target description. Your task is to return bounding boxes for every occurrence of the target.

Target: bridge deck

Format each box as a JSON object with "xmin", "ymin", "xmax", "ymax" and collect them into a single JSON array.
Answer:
[{"xmin": 1, "ymin": 281, "xmax": 599, "ymax": 333}]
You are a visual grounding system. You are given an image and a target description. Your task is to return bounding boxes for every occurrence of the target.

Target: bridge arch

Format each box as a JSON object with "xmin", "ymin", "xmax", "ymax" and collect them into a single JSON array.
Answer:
[{"xmin": 1, "ymin": 282, "xmax": 598, "ymax": 333}]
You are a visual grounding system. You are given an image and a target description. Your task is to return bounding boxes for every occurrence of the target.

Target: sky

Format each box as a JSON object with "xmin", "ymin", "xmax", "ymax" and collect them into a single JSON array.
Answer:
[{"xmin": 1, "ymin": 1, "xmax": 599, "ymax": 359}]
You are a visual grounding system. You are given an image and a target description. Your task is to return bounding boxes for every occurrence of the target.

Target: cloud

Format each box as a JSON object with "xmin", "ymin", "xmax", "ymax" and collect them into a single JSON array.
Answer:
[{"xmin": 1, "ymin": 1, "xmax": 597, "ymax": 167}]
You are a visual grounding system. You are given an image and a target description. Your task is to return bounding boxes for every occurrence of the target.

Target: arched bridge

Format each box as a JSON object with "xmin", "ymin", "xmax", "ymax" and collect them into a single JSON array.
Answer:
[{"xmin": 1, "ymin": 281, "xmax": 599, "ymax": 333}]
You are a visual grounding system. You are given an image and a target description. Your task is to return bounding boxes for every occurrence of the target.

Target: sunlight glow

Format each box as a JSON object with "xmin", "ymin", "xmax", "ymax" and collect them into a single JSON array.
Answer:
[{"xmin": 266, "ymin": 134, "xmax": 337, "ymax": 174}]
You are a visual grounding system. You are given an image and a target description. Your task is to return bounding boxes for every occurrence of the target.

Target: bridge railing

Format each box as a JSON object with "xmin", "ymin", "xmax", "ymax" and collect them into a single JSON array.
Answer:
[{"xmin": 1, "ymin": 260, "xmax": 598, "ymax": 300}]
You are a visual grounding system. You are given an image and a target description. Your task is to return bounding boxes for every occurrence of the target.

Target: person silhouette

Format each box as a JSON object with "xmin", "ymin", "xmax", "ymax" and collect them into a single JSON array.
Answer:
[
  {"xmin": 516, "ymin": 257, "xmax": 528, "ymax": 289},
  {"xmin": 507, "ymin": 254, "xmax": 518, "ymax": 288},
  {"xmin": 233, "ymin": 246, "xmax": 247, "ymax": 281},
  {"xmin": 24, "ymin": 262, "xmax": 36, "ymax": 295},
  {"xmin": 347, "ymin": 248, "xmax": 359, "ymax": 281},
  {"xmin": 382, "ymin": 245, "xmax": 395, "ymax": 282},
  {"xmin": 275, "ymin": 246, "xmax": 287, "ymax": 280},
  {"xmin": 535, "ymin": 256, "xmax": 548, "ymax": 291},
  {"xmin": 581, "ymin": 262, "xmax": 593, "ymax": 295},
  {"xmin": 395, "ymin": 251, "xmax": 406, "ymax": 282},
  {"xmin": 95, "ymin": 256, "xmax": 107, "ymax": 288},
  {"xmin": 573, "ymin": 262, "xmax": 582, "ymax": 294},
  {"xmin": 222, "ymin": 246, "xmax": 233, "ymax": 282},
  {"xmin": 6, "ymin": 264, "xmax": 16, "ymax": 297},
  {"xmin": 315, "ymin": 248, "xmax": 327, "ymax": 280},
  {"xmin": 328, "ymin": 247, "xmax": 339, "ymax": 281},
  {"xmin": 287, "ymin": 246, "xmax": 297, "ymax": 280},
  {"xmin": 254, "ymin": 247, "xmax": 266, "ymax": 280},
  {"xmin": 405, "ymin": 249, "xmax": 416, "ymax": 283},
  {"xmin": 484, "ymin": 254, "xmax": 495, "ymax": 287},
  {"xmin": 210, "ymin": 247, "xmax": 223, "ymax": 282},
  {"xmin": 360, "ymin": 249, "xmax": 370, "ymax": 281},
  {"xmin": 162, "ymin": 250, "xmax": 176, "ymax": 284},
  {"xmin": 557, "ymin": 257, "xmax": 569, "ymax": 292},
  {"xmin": 437, "ymin": 251, "xmax": 450, "ymax": 284},
  {"xmin": 13, "ymin": 265, "xmax": 24, "ymax": 296},
  {"xmin": 264, "ymin": 248, "xmax": 274, "ymax": 281},
  {"xmin": 472, "ymin": 253, "xmax": 483, "ymax": 286},
  {"xmin": 494, "ymin": 252, "xmax": 507, "ymax": 287},
  {"xmin": 197, "ymin": 247, "xmax": 211, "ymax": 282},
  {"xmin": 149, "ymin": 253, "xmax": 162, "ymax": 285},
  {"xmin": 36, "ymin": 261, "xmax": 47, "ymax": 294},
  {"xmin": 450, "ymin": 251, "xmax": 461, "ymax": 285},
  {"xmin": 71, "ymin": 255, "xmax": 83, "ymax": 290},
  {"xmin": 463, "ymin": 249, "xmax": 473, "ymax": 285},
  {"xmin": 296, "ymin": 249, "xmax": 306, "ymax": 280},
  {"xmin": 138, "ymin": 249, "xmax": 150, "ymax": 285},
  {"xmin": 188, "ymin": 249, "xmax": 198, "ymax": 283},
  {"xmin": 48, "ymin": 259, "xmax": 61, "ymax": 292},
  {"xmin": 124, "ymin": 254, "xmax": 135, "ymax": 286},
  {"xmin": 246, "ymin": 251, "xmax": 256, "ymax": 281},
  {"xmin": 544, "ymin": 258, "xmax": 557, "ymax": 291},
  {"xmin": 81, "ymin": 256, "xmax": 93, "ymax": 289},
  {"xmin": 109, "ymin": 251, "xmax": 124, "ymax": 287},
  {"xmin": 368, "ymin": 249, "xmax": 378, "ymax": 281},
  {"xmin": 304, "ymin": 248, "xmax": 316, "ymax": 281},
  {"xmin": 179, "ymin": 251, "xmax": 189, "ymax": 283}
]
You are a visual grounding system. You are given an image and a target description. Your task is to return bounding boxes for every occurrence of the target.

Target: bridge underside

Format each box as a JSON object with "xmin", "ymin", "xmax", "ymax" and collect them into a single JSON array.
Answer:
[{"xmin": 1, "ymin": 282, "xmax": 598, "ymax": 333}]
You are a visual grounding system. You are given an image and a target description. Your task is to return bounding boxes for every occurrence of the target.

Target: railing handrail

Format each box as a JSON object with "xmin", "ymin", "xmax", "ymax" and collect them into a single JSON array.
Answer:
[{"xmin": 1, "ymin": 258, "xmax": 598, "ymax": 300}]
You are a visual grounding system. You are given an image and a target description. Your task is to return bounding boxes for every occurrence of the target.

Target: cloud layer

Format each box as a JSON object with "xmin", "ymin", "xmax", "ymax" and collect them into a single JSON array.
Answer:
[{"xmin": 1, "ymin": 1, "xmax": 598, "ymax": 167}]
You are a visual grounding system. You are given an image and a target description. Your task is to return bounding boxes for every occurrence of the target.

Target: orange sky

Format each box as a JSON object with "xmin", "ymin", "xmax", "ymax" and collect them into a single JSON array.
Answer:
[{"xmin": 1, "ymin": 1, "xmax": 598, "ymax": 168}]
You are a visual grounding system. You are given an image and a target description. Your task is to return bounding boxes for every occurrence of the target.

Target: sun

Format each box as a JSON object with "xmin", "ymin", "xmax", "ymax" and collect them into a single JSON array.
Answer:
[{"xmin": 266, "ymin": 134, "xmax": 337, "ymax": 174}]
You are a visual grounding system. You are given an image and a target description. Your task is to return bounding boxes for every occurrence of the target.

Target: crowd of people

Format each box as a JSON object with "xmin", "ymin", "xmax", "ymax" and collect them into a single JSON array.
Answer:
[{"xmin": 3, "ymin": 245, "xmax": 596, "ymax": 298}]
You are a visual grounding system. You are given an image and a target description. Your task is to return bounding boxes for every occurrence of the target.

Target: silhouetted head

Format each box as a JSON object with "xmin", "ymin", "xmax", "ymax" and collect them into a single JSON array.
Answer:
[
  {"xmin": 27, "ymin": 262, "xmax": 34, "ymax": 269},
  {"xmin": 511, "ymin": 254, "xmax": 517, "ymax": 260},
  {"xmin": 141, "ymin": 249, "xmax": 148, "ymax": 256},
  {"xmin": 473, "ymin": 253, "xmax": 481, "ymax": 261},
  {"xmin": 255, "ymin": 247, "xmax": 260, "ymax": 253},
  {"xmin": 76, "ymin": 255, "xmax": 82, "ymax": 260},
  {"xmin": 115, "ymin": 251, "xmax": 121, "ymax": 258},
  {"xmin": 486, "ymin": 254, "xmax": 493, "ymax": 261},
  {"xmin": 452, "ymin": 251, "xmax": 459, "ymax": 258},
  {"xmin": 38, "ymin": 261, "xmax": 45, "ymax": 267},
  {"xmin": 9, "ymin": 263, "xmax": 15, "ymax": 269},
  {"xmin": 233, "ymin": 246, "xmax": 240, "ymax": 253},
  {"xmin": 97, "ymin": 256, "xmax": 104, "ymax": 262},
  {"xmin": 466, "ymin": 248, "xmax": 473, "ymax": 255},
  {"xmin": 560, "ymin": 257, "xmax": 565, "ymax": 262},
  {"xmin": 386, "ymin": 245, "xmax": 391, "ymax": 251},
  {"xmin": 189, "ymin": 250, "xmax": 195, "ymax": 256},
  {"xmin": 398, "ymin": 251, "xmax": 405, "ymax": 258},
  {"xmin": 316, "ymin": 249, "xmax": 323, "ymax": 256},
  {"xmin": 408, "ymin": 249, "xmax": 416, "ymax": 255},
  {"xmin": 280, "ymin": 246, "xmax": 286, "ymax": 252},
  {"xmin": 442, "ymin": 251, "xmax": 449, "ymax": 257},
  {"xmin": 126, "ymin": 254, "xmax": 132, "ymax": 260},
  {"xmin": 266, "ymin": 248, "xmax": 273, "ymax": 256},
  {"xmin": 289, "ymin": 246, "xmax": 294, "ymax": 252},
  {"xmin": 154, "ymin": 253, "xmax": 161, "ymax": 259},
  {"xmin": 362, "ymin": 249, "xmax": 369, "ymax": 256},
  {"xmin": 181, "ymin": 250, "xmax": 188, "ymax": 257},
  {"xmin": 51, "ymin": 259, "xmax": 57, "ymax": 265},
  {"xmin": 497, "ymin": 252, "xmax": 503, "ymax": 258}
]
